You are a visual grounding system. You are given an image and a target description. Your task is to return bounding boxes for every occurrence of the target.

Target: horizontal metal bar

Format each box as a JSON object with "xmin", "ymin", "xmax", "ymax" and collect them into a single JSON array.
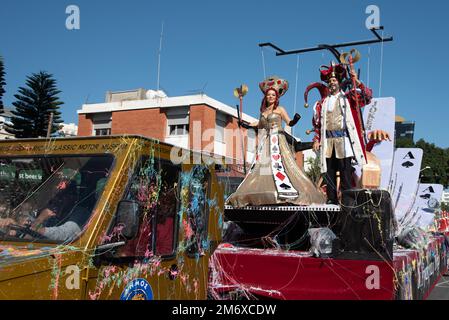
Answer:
[
  {"xmin": 275, "ymin": 37, "xmax": 393, "ymax": 56},
  {"xmin": 259, "ymin": 27, "xmax": 393, "ymax": 58},
  {"xmin": 325, "ymin": 37, "xmax": 393, "ymax": 50},
  {"xmin": 275, "ymin": 45, "xmax": 325, "ymax": 56},
  {"xmin": 258, "ymin": 42, "xmax": 286, "ymax": 54}
]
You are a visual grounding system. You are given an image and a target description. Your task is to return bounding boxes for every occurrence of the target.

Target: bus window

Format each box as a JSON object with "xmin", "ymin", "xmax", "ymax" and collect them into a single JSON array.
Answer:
[
  {"xmin": 0, "ymin": 155, "xmax": 113, "ymax": 244},
  {"xmin": 182, "ymin": 165, "xmax": 210, "ymax": 258},
  {"xmin": 108, "ymin": 157, "xmax": 180, "ymax": 259},
  {"xmin": 109, "ymin": 156, "xmax": 157, "ymax": 258},
  {"xmin": 155, "ymin": 161, "xmax": 180, "ymax": 257}
]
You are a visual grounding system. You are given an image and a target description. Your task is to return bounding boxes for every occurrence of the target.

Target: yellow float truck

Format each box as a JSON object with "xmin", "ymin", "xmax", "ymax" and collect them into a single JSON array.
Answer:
[{"xmin": 0, "ymin": 135, "xmax": 224, "ymax": 299}]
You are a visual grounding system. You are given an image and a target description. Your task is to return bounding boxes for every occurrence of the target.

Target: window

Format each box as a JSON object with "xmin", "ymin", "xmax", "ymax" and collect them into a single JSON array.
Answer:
[
  {"xmin": 0, "ymin": 155, "xmax": 114, "ymax": 243},
  {"xmin": 94, "ymin": 128, "xmax": 111, "ymax": 136},
  {"xmin": 108, "ymin": 156, "xmax": 180, "ymax": 259},
  {"xmin": 181, "ymin": 165, "xmax": 210, "ymax": 257},
  {"xmin": 215, "ymin": 120, "xmax": 226, "ymax": 143},
  {"xmin": 216, "ymin": 174, "xmax": 244, "ymax": 200},
  {"xmin": 92, "ymin": 112, "xmax": 112, "ymax": 137},
  {"xmin": 155, "ymin": 162, "xmax": 180, "ymax": 256},
  {"xmin": 166, "ymin": 107, "xmax": 189, "ymax": 137},
  {"xmin": 169, "ymin": 124, "xmax": 189, "ymax": 136},
  {"xmin": 215, "ymin": 112, "xmax": 227, "ymax": 143}
]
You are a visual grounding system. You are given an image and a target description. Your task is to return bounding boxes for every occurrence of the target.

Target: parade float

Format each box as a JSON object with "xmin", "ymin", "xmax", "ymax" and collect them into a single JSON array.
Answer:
[{"xmin": 209, "ymin": 27, "xmax": 449, "ymax": 300}]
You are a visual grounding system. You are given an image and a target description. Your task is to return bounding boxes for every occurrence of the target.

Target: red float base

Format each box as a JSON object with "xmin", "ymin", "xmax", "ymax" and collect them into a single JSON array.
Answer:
[{"xmin": 209, "ymin": 235, "xmax": 448, "ymax": 300}]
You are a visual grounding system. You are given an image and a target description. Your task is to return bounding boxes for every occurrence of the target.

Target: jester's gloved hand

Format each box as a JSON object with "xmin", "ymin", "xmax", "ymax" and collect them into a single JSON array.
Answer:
[{"xmin": 288, "ymin": 113, "xmax": 301, "ymax": 127}]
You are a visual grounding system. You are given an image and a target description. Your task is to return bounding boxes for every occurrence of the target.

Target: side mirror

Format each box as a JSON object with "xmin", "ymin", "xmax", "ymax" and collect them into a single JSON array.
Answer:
[
  {"xmin": 93, "ymin": 241, "xmax": 126, "ymax": 266},
  {"xmin": 115, "ymin": 200, "xmax": 140, "ymax": 240}
]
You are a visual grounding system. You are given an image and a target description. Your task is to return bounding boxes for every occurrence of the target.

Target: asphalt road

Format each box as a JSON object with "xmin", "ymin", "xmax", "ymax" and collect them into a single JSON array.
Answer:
[{"xmin": 427, "ymin": 275, "xmax": 449, "ymax": 300}]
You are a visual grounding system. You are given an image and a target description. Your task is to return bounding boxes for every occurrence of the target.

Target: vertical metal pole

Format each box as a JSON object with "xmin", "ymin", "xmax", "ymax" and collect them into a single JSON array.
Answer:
[
  {"xmin": 157, "ymin": 21, "xmax": 164, "ymax": 91},
  {"xmin": 240, "ymin": 95, "xmax": 247, "ymax": 173},
  {"xmin": 236, "ymin": 103, "xmax": 247, "ymax": 175}
]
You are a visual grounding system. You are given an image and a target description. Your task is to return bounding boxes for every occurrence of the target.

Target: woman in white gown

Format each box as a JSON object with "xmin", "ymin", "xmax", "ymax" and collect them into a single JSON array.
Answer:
[{"xmin": 226, "ymin": 76, "xmax": 326, "ymax": 207}]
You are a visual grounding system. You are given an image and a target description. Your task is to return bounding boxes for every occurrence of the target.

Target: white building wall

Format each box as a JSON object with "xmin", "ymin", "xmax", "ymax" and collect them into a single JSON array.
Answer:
[
  {"xmin": 165, "ymin": 135, "xmax": 189, "ymax": 149},
  {"xmin": 442, "ymin": 190, "xmax": 449, "ymax": 205},
  {"xmin": 303, "ymin": 149, "xmax": 317, "ymax": 172}
]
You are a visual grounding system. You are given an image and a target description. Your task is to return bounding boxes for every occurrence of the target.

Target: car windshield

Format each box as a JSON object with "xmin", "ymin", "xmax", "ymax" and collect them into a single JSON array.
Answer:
[{"xmin": 0, "ymin": 154, "xmax": 114, "ymax": 244}]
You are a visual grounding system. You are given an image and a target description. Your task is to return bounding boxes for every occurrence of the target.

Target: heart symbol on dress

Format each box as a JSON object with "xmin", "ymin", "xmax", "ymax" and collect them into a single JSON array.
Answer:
[{"xmin": 272, "ymin": 154, "xmax": 280, "ymax": 161}]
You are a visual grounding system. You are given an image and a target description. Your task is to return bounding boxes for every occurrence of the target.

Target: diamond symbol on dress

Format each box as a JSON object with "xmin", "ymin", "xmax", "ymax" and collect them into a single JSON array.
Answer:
[
  {"xmin": 276, "ymin": 172, "xmax": 286, "ymax": 181},
  {"xmin": 271, "ymin": 136, "xmax": 277, "ymax": 144}
]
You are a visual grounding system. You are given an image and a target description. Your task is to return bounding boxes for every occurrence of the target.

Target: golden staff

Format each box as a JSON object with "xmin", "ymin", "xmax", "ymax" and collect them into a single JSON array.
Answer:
[
  {"xmin": 339, "ymin": 49, "xmax": 368, "ymax": 154},
  {"xmin": 233, "ymin": 84, "xmax": 249, "ymax": 174}
]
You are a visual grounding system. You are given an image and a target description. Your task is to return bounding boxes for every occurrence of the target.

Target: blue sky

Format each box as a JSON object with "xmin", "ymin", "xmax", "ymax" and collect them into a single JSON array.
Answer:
[{"xmin": 1, "ymin": 0, "xmax": 448, "ymax": 147}]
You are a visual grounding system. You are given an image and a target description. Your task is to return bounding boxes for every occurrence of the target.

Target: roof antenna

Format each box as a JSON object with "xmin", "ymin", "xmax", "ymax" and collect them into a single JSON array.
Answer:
[{"xmin": 157, "ymin": 21, "xmax": 164, "ymax": 91}]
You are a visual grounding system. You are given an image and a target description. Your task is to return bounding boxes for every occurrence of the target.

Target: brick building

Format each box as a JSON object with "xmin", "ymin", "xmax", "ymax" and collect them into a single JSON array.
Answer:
[{"xmin": 77, "ymin": 89, "xmax": 304, "ymax": 168}]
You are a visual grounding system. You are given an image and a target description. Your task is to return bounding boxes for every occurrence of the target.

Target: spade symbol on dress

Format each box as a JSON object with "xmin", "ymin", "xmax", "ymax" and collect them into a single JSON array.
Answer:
[
  {"xmin": 272, "ymin": 145, "xmax": 279, "ymax": 153},
  {"xmin": 402, "ymin": 161, "xmax": 414, "ymax": 168},
  {"xmin": 279, "ymin": 183, "xmax": 291, "ymax": 190}
]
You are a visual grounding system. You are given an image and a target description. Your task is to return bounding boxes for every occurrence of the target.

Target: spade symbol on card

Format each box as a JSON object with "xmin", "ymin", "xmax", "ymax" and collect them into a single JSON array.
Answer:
[
  {"xmin": 402, "ymin": 161, "xmax": 414, "ymax": 168},
  {"xmin": 279, "ymin": 183, "xmax": 291, "ymax": 190}
]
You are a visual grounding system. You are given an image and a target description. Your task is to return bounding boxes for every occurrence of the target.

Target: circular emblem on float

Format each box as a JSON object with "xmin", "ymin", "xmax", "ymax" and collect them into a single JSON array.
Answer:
[
  {"xmin": 120, "ymin": 278, "xmax": 153, "ymax": 300},
  {"xmin": 428, "ymin": 197, "xmax": 439, "ymax": 209}
]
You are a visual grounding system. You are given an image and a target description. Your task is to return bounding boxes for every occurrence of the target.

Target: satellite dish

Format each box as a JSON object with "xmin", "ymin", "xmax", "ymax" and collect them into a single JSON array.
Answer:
[
  {"xmin": 146, "ymin": 90, "xmax": 157, "ymax": 99},
  {"xmin": 156, "ymin": 90, "xmax": 167, "ymax": 98},
  {"xmin": 146, "ymin": 90, "xmax": 167, "ymax": 99}
]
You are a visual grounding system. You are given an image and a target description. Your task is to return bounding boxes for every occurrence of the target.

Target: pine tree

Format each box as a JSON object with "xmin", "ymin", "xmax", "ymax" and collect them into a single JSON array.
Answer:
[
  {"xmin": 6, "ymin": 71, "xmax": 64, "ymax": 138},
  {"xmin": 0, "ymin": 56, "xmax": 5, "ymax": 113}
]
